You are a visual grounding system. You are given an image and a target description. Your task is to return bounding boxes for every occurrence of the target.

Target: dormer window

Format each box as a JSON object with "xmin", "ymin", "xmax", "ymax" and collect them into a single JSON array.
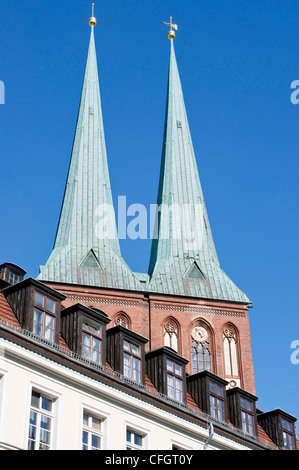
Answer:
[
  {"xmin": 282, "ymin": 418, "xmax": 296, "ymax": 450},
  {"xmin": 61, "ymin": 304, "xmax": 110, "ymax": 367},
  {"xmin": 257, "ymin": 409, "xmax": 297, "ymax": 450},
  {"xmin": 33, "ymin": 292, "xmax": 57, "ymax": 342},
  {"xmin": 9, "ymin": 272, "xmax": 19, "ymax": 285},
  {"xmin": 145, "ymin": 347, "xmax": 188, "ymax": 403},
  {"xmin": 209, "ymin": 381, "xmax": 225, "ymax": 421},
  {"xmin": 123, "ymin": 340, "xmax": 142, "ymax": 382},
  {"xmin": 106, "ymin": 325, "xmax": 148, "ymax": 385},
  {"xmin": 226, "ymin": 387, "xmax": 258, "ymax": 437},
  {"xmin": 166, "ymin": 359, "xmax": 183, "ymax": 402},
  {"xmin": 240, "ymin": 397, "xmax": 255, "ymax": 435},
  {"xmin": 3, "ymin": 278, "xmax": 65, "ymax": 344},
  {"xmin": 187, "ymin": 370, "xmax": 228, "ymax": 422},
  {"xmin": 0, "ymin": 262, "xmax": 26, "ymax": 288},
  {"xmin": 82, "ymin": 323, "xmax": 103, "ymax": 364}
]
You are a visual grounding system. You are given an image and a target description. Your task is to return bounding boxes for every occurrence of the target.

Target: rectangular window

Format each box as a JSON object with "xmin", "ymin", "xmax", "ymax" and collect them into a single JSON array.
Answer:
[
  {"xmin": 166, "ymin": 359, "xmax": 183, "ymax": 402},
  {"xmin": 209, "ymin": 381, "xmax": 225, "ymax": 421},
  {"xmin": 240, "ymin": 397, "xmax": 255, "ymax": 435},
  {"xmin": 82, "ymin": 411, "xmax": 103, "ymax": 450},
  {"xmin": 9, "ymin": 272, "xmax": 19, "ymax": 285},
  {"xmin": 33, "ymin": 291, "xmax": 56, "ymax": 342},
  {"xmin": 82, "ymin": 323, "xmax": 102, "ymax": 364},
  {"xmin": 123, "ymin": 340, "xmax": 141, "ymax": 383},
  {"xmin": 126, "ymin": 428, "xmax": 144, "ymax": 450},
  {"xmin": 282, "ymin": 418, "xmax": 295, "ymax": 450},
  {"xmin": 28, "ymin": 391, "xmax": 54, "ymax": 450}
]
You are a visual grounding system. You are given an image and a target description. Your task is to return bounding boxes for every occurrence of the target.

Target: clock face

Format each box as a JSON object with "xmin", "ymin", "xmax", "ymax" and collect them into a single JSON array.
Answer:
[{"xmin": 192, "ymin": 326, "xmax": 208, "ymax": 343}]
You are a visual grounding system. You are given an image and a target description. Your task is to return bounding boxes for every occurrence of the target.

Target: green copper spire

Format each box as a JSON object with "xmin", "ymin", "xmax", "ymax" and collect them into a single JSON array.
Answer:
[
  {"xmin": 148, "ymin": 36, "xmax": 250, "ymax": 303},
  {"xmin": 38, "ymin": 18, "xmax": 142, "ymax": 290}
]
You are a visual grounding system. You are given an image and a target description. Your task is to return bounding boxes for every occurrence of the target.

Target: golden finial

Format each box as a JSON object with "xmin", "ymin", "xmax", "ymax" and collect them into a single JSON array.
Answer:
[
  {"xmin": 163, "ymin": 17, "xmax": 178, "ymax": 39},
  {"xmin": 89, "ymin": 3, "xmax": 97, "ymax": 27}
]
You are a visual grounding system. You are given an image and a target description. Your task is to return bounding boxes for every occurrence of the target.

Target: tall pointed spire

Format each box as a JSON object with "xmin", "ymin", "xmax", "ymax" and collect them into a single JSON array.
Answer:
[
  {"xmin": 148, "ymin": 27, "xmax": 250, "ymax": 303},
  {"xmin": 38, "ymin": 9, "xmax": 142, "ymax": 290}
]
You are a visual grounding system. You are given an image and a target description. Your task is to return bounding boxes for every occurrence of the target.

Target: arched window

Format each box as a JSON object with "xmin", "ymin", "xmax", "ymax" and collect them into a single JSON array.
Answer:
[
  {"xmin": 163, "ymin": 318, "xmax": 179, "ymax": 352},
  {"xmin": 114, "ymin": 312, "xmax": 131, "ymax": 329},
  {"xmin": 223, "ymin": 324, "xmax": 240, "ymax": 383},
  {"xmin": 191, "ymin": 322, "xmax": 213, "ymax": 374}
]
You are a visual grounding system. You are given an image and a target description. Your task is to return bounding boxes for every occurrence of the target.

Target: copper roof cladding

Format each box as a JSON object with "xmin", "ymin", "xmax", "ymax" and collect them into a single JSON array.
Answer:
[
  {"xmin": 37, "ymin": 24, "xmax": 143, "ymax": 292},
  {"xmin": 147, "ymin": 38, "xmax": 250, "ymax": 303},
  {"xmin": 38, "ymin": 21, "xmax": 250, "ymax": 305}
]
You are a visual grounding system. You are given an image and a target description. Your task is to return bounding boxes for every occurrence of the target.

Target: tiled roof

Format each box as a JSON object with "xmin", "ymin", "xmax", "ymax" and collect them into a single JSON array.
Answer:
[
  {"xmin": 257, "ymin": 424, "xmax": 278, "ymax": 449},
  {"xmin": 0, "ymin": 291, "xmax": 20, "ymax": 327}
]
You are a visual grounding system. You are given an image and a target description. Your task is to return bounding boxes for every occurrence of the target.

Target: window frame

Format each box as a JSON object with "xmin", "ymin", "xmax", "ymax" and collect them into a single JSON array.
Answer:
[
  {"xmin": 223, "ymin": 325, "xmax": 240, "ymax": 384},
  {"xmin": 9, "ymin": 272, "xmax": 19, "ymax": 285},
  {"xmin": 82, "ymin": 322, "xmax": 103, "ymax": 364},
  {"xmin": 166, "ymin": 359, "xmax": 184, "ymax": 402},
  {"xmin": 123, "ymin": 339, "xmax": 142, "ymax": 383},
  {"xmin": 33, "ymin": 290, "xmax": 57, "ymax": 343},
  {"xmin": 209, "ymin": 380, "xmax": 225, "ymax": 422},
  {"xmin": 125, "ymin": 424, "xmax": 148, "ymax": 450},
  {"xmin": 106, "ymin": 325, "xmax": 148, "ymax": 385},
  {"xmin": 171, "ymin": 442, "xmax": 193, "ymax": 450},
  {"xmin": 82, "ymin": 410, "xmax": 104, "ymax": 450},
  {"xmin": 28, "ymin": 390, "xmax": 55, "ymax": 451},
  {"xmin": 192, "ymin": 339, "xmax": 211, "ymax": 373},
  {"xmin": 281, "ymin": 418, "xmax": 296, "ymax": 450},
  {"xmin": 240, "ymin": 397, "xmax": 256, "ymax": 436},
  {"xmin": 163, "ymin": 318, "xmax": 179, "ymax": 353}
]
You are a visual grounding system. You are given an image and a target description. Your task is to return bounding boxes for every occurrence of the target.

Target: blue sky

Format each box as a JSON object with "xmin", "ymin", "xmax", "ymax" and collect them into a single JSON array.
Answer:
[{"xmin": 1, "ymin": 0, "xmax": 299, "ymax": 424}]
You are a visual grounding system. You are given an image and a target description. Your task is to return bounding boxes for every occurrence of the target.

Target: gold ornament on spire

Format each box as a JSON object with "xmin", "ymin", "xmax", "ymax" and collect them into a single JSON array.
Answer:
[
  {"xmin": 89, "ymin": 3, "xmax": 97, "ymax": 27},
  {"xmin": 163, "ymin": 17, "xmax": 178, "ymax": 39}
]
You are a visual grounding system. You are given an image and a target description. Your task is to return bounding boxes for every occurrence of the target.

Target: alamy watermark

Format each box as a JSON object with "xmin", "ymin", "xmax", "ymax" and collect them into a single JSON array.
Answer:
[
  {"xmin": 94, "ymin": 196, "xmax": 205, "ymax": 252},
  {"xmin": 290, "ymin": 340, "xmax": 299, "ymax": 365},
  {"xmin": 290, "ymin": 80, "xmax": 299, "ymax": 104},
  {"xmin": 289, "ymin": 86, "xmax": 299, "ymax": 362},
  {"xmin": 0, "ymin": 81, "xmax": 4, "ymax": 104}
]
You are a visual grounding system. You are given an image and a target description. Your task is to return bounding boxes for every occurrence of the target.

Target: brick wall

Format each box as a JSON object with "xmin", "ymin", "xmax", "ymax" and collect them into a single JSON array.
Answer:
[{"xmin": 48, "ymin": 283, "xmax": 256, "ymax": 396}]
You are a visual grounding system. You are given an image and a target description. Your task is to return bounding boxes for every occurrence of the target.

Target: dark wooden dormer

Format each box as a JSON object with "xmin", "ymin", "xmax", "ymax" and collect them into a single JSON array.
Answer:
[
  {"xmin": 145, "ymin": 347, "xmax": 188, "ymax": 403},
  {"xmin": 226, "ymin": 386, "xmax": 258, "ymax": 437},
  {"xmin": 106, "ymin": 325, "xmax": 148, "ymax": 384},
  {"xmin": 2, "ymin": 277, "xmax": 66, "ymax": 344},
  {"xmin": 0, "ymin": 262, "xmax": 26, "ymax": 289},
  {"xmin": 187, "ymin": 370, "xmax": 228, "ymax": 422},
  {"xmin": 61, "ymin": 304, "xmax": 110, "ymax": 366},
  {"xmin": 257, "ymin": 409, "xmax": 297, "ymax": 450}
]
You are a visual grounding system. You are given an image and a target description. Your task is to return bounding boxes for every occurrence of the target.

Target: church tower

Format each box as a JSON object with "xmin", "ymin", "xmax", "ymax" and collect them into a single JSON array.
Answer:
[
  {"xmin": 145, "ymin": 20, "xmax": 254, "ymax": 392},
  {"xmin": 148, "ymin": 22, "xmax": 250, "ymax": 304},
  {"xmin": 38, "ymin": 14, "xmax": 256, "ymax": 394},
  {"xmin": 38, "ymin": 12, "xmax": 143, "ymax": 292}
]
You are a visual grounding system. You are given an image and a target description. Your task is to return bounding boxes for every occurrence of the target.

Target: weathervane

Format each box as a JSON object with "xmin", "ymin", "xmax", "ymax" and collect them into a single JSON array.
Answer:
[
  {"xmin": 163, "ymin": 17, "xmax": 178, "ymax": 39},
  {"xmin": 89, "ymin": 3, "xmax": 97, "ymax": 27}
]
